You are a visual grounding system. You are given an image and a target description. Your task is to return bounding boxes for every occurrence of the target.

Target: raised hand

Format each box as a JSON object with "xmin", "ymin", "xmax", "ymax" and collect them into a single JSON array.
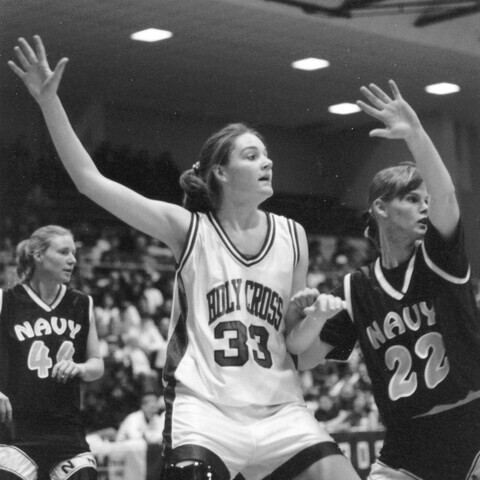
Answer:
[
  {"xmin": 7, "ymin": 35, "xmax": 68, "ymax": 105},
  {"xmin": 357, "ymin": 80, "xmax": 422, "ymax": 140}
]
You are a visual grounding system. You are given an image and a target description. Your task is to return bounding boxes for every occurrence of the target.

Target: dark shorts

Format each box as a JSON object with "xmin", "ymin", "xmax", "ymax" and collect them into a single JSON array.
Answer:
[
  {"xmin": 10, "ymin": 418, "xmax": 90, "ymax": 478},
  {"xmin": 379, "ymin": 398, "xmax": 480, "ymax": 480}
]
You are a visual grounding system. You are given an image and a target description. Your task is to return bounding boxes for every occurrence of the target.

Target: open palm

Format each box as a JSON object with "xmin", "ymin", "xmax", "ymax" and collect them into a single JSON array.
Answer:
[
  {"xmin": 357, "ymin": 80, "xmax": 421, "ymax": 140},
  {"xmin": 7, "ymin": 35, "xmax": 68, "ymax": 104}
]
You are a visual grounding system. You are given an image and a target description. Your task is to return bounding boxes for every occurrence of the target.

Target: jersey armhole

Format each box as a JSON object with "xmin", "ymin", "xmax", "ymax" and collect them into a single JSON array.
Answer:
[
  {"xmin": 421, "ymin": 242, "xmax": 470, "ymax": 284},
  {"xmin": 344, "ymin": 273, "xmax": 354, "ymax": 323},
  {"xmin": 287, "ymin": 218, "xmax": 300, "ymax": 267},
  {"xmin": 176, "ymin": 212, "xmax": 199, "ymax": 273},
  {"xmin": 88, "ymin": 295, "xmax": 94, "ymax": 324}
]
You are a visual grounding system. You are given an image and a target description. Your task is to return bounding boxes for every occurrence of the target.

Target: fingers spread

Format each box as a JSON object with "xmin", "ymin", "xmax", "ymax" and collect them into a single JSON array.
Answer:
[
  {"xmin": 7, "ymin": 60, "xmax": 25, "ymax": 78},
  {"xmin": 18, "ymin": 37, "xmax": 39, "ymax": 64},
  {"xmin": 360, "ymin": 85, "xmax": 385, "ymax": 109},
  {"xmin": 368, "ymin": 83, "xmax": 392, "ymax": 104},
  {"xmin": 34, "ymin": 35, "xmax": 48, "ymax": 62}
]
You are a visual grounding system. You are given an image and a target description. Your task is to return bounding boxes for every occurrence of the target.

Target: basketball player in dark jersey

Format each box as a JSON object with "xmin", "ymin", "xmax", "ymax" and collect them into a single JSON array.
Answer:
[
  {"xmin": 288, "ymin": 81, "xmax": 480, "ymax": 479},
  {"xmin": 0, "ymin": 225, "xmax": 104, "ymax": 480}
]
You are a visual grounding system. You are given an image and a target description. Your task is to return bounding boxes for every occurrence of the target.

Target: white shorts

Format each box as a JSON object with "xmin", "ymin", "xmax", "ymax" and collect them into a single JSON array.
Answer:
[
  {"xmin": 368, "ymin": 460, "xmax": 424, "ymax": 480},
  {"xmin": 168, "ymin": 388, "xmax": 338, "ymax": 480}
]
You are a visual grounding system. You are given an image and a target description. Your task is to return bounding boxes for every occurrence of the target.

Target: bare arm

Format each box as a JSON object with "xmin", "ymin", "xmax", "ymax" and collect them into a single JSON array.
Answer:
[
  {"xmin": 284, "ymin": 225, "xmax": 345, "ymax": 355},
  {"xmin": 51, "ymin": 297, "xmax": 104, "ymax": 383},
  {"xmin": 357, "ymin": 80, "xmax": 459, "ymax": 239},
  {"xmin": 8, "ymin": 36, "xmax": 191, "ymax": 259}
]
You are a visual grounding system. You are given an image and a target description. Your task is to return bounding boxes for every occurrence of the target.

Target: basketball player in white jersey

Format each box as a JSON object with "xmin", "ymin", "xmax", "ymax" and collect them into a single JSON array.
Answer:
[
  {"xmin": 288, "ymin": 81, "xmax": 480, "ymax": 479},
  {"xmin": 8, "ymin": 36, "xmax": 361, "ymax": 480}
]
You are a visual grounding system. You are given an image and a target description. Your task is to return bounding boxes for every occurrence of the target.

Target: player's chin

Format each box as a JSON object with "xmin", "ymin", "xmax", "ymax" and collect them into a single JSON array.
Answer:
[
  {"xmin": 261, "ymin": 184, "xmax": 274, "ymax": 198},
  {"xmin": 61, "ymin": 271, "xmax": 73, "ymax": 283}
]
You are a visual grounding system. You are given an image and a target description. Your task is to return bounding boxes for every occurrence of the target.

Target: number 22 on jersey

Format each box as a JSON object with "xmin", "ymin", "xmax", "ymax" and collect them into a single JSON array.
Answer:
[{"xmin": 386, "ymin": 331, "xmax": 450, "ymax": 401}]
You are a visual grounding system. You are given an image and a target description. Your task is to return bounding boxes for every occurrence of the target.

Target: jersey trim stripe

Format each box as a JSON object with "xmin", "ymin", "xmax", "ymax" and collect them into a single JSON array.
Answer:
[
  {"xmin": 88, "ymin": 295, "xmax": 94, "ymax": 324},
  {"xmin": 0, "ymin": 289, "xmax": 3, "ymax": 315},
  {"xmin": 177, "ymin": 213, "xmax": 199, "ymax": 274},
  {"xmin": 207, "ymin": 211, "xmax": 276, "ymax": 267},
  {"xmin": 22, "ymin": 284, "xmax": 67, "ymax": 311},
  {"xmin": 374, "ymin": 249, "xmax": 417, "ymax": 301},
  {"xmin": 344, "ymin": 273, "xmax": 354, "ymax": 323},
  {"xmin": 163, "ymin": 274, "xmax": 189, "ymax": 382},
  {"xmin": 421, "ymin": 242, "xmax": 470, "ymax": 284},
  {"xmin": 287, "ymin": 219, "xmax": 300, "ymax": 267}
]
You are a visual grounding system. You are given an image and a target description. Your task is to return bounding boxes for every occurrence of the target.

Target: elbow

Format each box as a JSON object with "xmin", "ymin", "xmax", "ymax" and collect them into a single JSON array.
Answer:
[
  {"xmin": 84, "ymin": 358, "xmax": 105, "ymax": 382},
  {"xmin": 286, "ymin": 338, "xmax": 305, "ymax": 356}
]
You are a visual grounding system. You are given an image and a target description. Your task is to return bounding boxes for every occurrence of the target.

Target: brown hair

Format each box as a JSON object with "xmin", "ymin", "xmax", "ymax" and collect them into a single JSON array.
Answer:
[
  {"xmin": 364, "ymin": 162, "xmax": 423, "ymax": 247},
  {"xmin": 179, "ymin": 123, "xmax": 264, "ymax": 212}
]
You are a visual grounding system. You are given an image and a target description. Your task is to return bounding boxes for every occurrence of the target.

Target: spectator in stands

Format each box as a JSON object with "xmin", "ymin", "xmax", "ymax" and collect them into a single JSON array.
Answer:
[
  {"xmin": 122, "ymin": 331, "xmax": 158, "ymax": 393},
  {"xmin": 314, "ymin": 394, "xmax": 340, "ymax": 424},
  {"xmin": 116, "ymin": 392, "xmax": 165, "ymax": 444},
  {"xmin": 142, "ymin": 275, "xmax": 164, "ymax": 317}
]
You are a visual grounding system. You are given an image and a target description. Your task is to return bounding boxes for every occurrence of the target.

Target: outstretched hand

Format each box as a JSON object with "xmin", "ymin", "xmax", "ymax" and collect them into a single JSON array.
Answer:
[
  {"xmin": 357, "ymin": 80, "xmax": 422, "ymax": 140},
  {"xmin": 7, "ymin": 35, "xmax": 68, "ymax": 105}
]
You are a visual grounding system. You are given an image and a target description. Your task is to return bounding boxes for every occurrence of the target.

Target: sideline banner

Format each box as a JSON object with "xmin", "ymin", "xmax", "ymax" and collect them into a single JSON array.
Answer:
[{"xmin": 332, "ymin": 429, "xmax": 385, "ymax": 479}]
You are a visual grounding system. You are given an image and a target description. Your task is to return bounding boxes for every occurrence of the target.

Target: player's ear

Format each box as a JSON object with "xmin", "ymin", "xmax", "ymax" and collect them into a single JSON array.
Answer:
[
  {"xmin": 371, "ymin": 198, "xmax": 388, "ymax": 219},
  {"xmin": 212, "ymin": 164, "xmax": 227, "ymax": 183}
]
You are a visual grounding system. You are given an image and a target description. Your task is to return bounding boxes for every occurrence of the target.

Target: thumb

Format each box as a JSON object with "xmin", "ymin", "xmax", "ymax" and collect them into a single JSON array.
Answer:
[
  {"xmin": 51, "ymin": 57, "xmax": 69, "ymax": 87},
  {"xmin": 303, "ymin": 304, "xmax": 316, "ymax": 317}
]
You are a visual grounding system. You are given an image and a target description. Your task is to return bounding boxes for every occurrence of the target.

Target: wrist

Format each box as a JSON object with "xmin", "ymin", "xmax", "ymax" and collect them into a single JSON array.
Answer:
[{"xmin": 38, "ymin": 94, "xmax": 61, "ymax": 111}]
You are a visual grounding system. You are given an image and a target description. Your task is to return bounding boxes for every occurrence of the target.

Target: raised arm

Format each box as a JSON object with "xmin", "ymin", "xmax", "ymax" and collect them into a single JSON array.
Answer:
[
  {"xmin": 8, "ymin": 36, "xmax": 191, "ymax": 259},
  {"xmin": 357, "ymin": 80, "xmax": 459, "ymax": 239}
]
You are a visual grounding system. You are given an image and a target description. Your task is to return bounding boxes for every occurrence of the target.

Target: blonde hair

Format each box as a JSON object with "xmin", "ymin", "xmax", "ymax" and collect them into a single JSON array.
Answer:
[{"xmin": 16, "ymin": 225, "xmax": 73, "ymax": 282}]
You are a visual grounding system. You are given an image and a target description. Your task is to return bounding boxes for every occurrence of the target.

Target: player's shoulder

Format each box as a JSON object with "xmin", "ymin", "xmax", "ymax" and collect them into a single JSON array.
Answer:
[
  {"xmin": 267, "ymin": 211, "xmax": 304, "ymax": 232},
  {"xmin": 63, "ymin": 287, "xmax": 92, "ymax": 306}
]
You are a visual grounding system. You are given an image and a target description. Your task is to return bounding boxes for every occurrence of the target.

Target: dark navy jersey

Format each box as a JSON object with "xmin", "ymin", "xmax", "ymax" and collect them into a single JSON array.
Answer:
[
  {"xmin": 0, "ymin": 284, "xmax": 92, "ymax": 426},
  {"xmin": 321, "ymin": 220, "xmax": 480, "ymax": 428}
]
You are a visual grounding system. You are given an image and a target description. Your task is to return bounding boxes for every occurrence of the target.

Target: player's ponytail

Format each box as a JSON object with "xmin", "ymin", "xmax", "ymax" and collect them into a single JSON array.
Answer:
[
  {"xmin": 180, "ymin": 168, "xmax": 212, "ymax": 213},
  {"xmin": 16, "ymin": 239, "xmax": 34, "ymax": 282},
  {"xmin": 15, "ymin": 225, "xmax": 73, "ymax": 283}
]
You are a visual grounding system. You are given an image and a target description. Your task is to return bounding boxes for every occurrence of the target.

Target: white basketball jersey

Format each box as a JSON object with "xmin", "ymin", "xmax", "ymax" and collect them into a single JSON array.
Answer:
[{"xmin": 164, "ymin": 211, "xmax": 304, "ymax": 407}]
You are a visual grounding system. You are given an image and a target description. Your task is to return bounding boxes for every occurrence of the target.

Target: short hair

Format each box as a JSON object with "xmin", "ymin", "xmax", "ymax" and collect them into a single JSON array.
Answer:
[
  {"xmin": 367, "ymin": 162, "xmax": 423, "ymax": 206},
  {"xmin": 364, "ymin": 162, "xmax": 423, "ymax": 247},
  {"xmin": 16, "ymin": 225, "xmax": 73, "ymax": 282}
]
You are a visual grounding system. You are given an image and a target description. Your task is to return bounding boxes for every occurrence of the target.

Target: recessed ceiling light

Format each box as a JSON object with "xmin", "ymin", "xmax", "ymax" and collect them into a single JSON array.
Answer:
[
  {"xmin": 328, "ymin": 103, "xmax": 361, "ymax": 115},
  {"xmin": 130, "ymin": 28, "xmax": 173, "ymax": 43},
  {"xmin": 291, "ymin": 57, "xmax": 330, "ymax": 71},
  {"xmin": 425, "ymin": 82, "xmax": 460, "ymax": 95}
]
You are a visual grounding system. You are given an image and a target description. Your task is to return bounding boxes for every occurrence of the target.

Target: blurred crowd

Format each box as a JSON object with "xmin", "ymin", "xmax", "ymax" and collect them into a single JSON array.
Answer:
[{"xmin": 2, "ymin": 206, "xmax": 480, "ymax": 443}]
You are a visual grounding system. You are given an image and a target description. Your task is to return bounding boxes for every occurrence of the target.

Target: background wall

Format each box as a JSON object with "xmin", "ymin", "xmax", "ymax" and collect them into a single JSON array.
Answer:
[{"xmin": 2, "ymin": 92, "xmax": 479, "ymax": 273}]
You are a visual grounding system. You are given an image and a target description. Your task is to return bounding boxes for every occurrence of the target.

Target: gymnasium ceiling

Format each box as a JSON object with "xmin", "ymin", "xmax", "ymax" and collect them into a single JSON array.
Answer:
[{"xmin": 1, "ymin": 0, "xmax": 480, "ymax": 132}]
